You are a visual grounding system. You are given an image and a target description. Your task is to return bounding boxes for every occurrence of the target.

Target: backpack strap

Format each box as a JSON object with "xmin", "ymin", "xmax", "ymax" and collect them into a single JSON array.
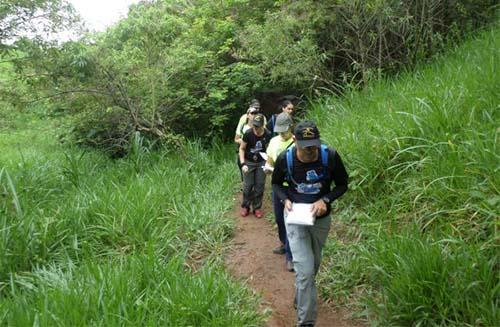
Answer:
[
  {"xmin": 320, "ymin": 144, "xmax": 328, "ymax": 170},
  {"xmin": 286, "ymin": 146, "xmax": 294, "ymax": 180},
  {"xmin": 269, "ymin": 114, "xmax": 276, "ymax": 132},
  {"xmin": 286, "ymin": 144, "xmax": 333, "ymax": 182}
]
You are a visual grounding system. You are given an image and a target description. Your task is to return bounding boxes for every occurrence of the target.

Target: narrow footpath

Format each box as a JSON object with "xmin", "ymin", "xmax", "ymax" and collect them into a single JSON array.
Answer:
[{"xmin": 225, "ymin": 191, "xmax": 363, "ymax": 327}]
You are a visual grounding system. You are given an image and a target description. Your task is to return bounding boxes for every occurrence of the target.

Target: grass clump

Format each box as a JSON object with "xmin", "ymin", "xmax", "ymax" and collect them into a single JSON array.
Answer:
[
  {"xmin": 0, "ymin": 115, "xmax": 263, "ymax": 325},
  {"xmin": 2, "ymin": 254, "xmax": 262, "ymax": 326},
  {"xmin": 363, "ymin": 230, "xmax": 498, "ymax": 326},
  {"xmin": 311, "ymin": 25, "xmax": 499, "ymax": 325}
]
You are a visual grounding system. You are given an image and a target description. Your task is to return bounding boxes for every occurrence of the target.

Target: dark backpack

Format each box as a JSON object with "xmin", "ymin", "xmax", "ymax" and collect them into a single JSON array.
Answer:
[{"xmin": 270, "ymin": 114, "xmax": 276, "ymax": 130}]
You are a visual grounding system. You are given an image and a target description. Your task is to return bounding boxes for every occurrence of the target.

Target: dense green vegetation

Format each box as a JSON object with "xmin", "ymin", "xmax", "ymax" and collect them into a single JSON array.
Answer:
[
  {"xmin": 313, "ymin": 26, "xmax": 499, "ymax": 326},
  {"xmin": 0, "ymin": 117, "xmax": 264, "ymax": 325},
  {"xmin": 7, "ymin": 0, "xmax": 496, "ymax": 156},
  {"xmin": 2, "ymin": 25, "xmax": 497, "ymax": 326},
  {"xmin": 1, "ymin": 1, "xmax": 498, "ymax": 325}
]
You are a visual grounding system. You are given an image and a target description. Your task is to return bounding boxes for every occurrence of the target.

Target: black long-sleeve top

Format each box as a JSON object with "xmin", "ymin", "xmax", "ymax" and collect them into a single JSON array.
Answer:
[{"xmin": 271, "ymin": 146, "xmax": 349, "ymax": 218}]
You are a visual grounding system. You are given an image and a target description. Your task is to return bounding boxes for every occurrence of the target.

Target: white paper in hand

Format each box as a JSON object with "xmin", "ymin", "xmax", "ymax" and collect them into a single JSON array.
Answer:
[
  {"xmin": 262, "ymin": 163, "xmax": 274, "ymax": 172},
  {"xmin": 286, "ymin": 203, "xmax": 315, "ymax": 226}
]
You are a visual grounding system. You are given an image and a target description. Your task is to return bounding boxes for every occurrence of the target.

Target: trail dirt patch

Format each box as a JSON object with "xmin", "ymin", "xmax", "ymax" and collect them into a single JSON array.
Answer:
[{"xmin": 225, "ymin": 192, "xmax": 364, "ymax": 327}]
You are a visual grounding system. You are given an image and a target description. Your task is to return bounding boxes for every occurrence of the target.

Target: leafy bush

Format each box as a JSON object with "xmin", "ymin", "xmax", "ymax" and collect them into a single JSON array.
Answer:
[
  {"xmin": 8, "ymin": 0, "xmax": 497, "ymax": 153},
  {"xmin": 70, "ymin": 107, "xmax": 133, "ymax": 157},
  {"xmin": 242, "ymin": 0, "xmax": 498, "ymax": 88}
]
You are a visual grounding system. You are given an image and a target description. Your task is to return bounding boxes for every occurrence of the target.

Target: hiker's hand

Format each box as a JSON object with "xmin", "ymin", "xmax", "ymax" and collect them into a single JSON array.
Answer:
[
  {"xmin": 263, "ymin": 165, "xmax": 273, "ymax": 175},
  {"xmin": 242, "ymin": 164, "xmax": 249, "ymax": 173},
  {"xmin": 311, "ymin": 199, "xmax": 327, "ymax": 217},
  {"xmin": 284, "ymin": 199, "xmax": 293, "ymax": 212}
]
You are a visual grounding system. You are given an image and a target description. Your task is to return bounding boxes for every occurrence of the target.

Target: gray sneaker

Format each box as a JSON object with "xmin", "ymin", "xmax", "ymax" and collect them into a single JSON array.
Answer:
[{"xmin": 286, "ymin": 260, "xmax": 294, "ymax": 272}]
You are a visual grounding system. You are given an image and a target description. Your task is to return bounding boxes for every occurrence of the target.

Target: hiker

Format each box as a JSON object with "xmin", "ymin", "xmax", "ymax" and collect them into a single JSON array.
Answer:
[
  {"xmin": 235, "ymin": 103, "xmax": 260, "ymax": 181},
  {"xmin": 235, "ymin": 99, "xmax": 261, "ymax": 140},
  {"xmin": 235, "ymin": 100, "xmax": 266, "ymax": 181},
  {"xmin": 239, "ymin": 113, "xmax": 272, "ymax": 218},
  {"xmin": 264, "ymin": 112, "xmax": 295, "ymax": 272},
  {"xmin": 266, "ymin": 99, "xmax": 295, "ymax": 136},
  {"xmin": 271, "ymin": 120, "xmax": 349, "ymax": 327}
]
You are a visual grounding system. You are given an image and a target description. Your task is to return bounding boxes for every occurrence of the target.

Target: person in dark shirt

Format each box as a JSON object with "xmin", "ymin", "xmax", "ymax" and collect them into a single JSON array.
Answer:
[
  {"xmin": 239, "ymin": 113, "xmax": 272, "ymax": 218},
  {"xmin": 271, "ymin": 120, "xmax": 349, "ymax": 327},
  {"xmin": 266, "ymin": 99, "xmax": 295, "ymax": 137},
  {"xmin": 234, "ymin": 105, "xmax": 260, "ymax": 182}
]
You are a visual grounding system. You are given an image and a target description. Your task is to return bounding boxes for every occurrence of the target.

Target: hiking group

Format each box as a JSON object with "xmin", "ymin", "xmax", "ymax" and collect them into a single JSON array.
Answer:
[{"xmin": 234, "ymin": 99, "xmax": 349, "ymax": 327}]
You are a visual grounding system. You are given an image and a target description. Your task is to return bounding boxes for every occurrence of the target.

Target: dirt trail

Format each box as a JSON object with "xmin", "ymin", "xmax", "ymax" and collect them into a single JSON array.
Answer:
[{"xmin": 225, "ymin": 192, "xmax": 363, "ymax": 327}]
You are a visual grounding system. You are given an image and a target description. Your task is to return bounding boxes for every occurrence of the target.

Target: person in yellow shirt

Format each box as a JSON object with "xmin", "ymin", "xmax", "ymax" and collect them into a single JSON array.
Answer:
[{"xmin": 265, "ymin": 112, "xmax": 295, "ymax": 271}]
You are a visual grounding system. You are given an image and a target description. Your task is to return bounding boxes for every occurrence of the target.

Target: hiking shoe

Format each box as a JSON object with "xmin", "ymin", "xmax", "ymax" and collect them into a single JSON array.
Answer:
[
  {"xmin": 240, "ymin": 207, "xmax": 249, "ymax": 217},
  {"xmin": 272, "ymin": 245, "xmax": 286, "ymax": 255},
  {"xmin": 254, "ymin": 209, "xmax": 263, "ymax": 218},
  {"xmin": 286, "ymin": 260, "xmax": 294, "ymax": 272}
]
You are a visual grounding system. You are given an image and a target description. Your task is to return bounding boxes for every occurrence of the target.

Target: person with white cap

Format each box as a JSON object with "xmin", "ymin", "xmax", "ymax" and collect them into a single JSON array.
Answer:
[
  {"xmin": 271, "ymin": 120, "xmax": 349, "ymax": 327},
  {"xmin": 234, "ymin": 105, "xmax": 260, "ymax": 144},
  {"xmin": 234, "ymin": 100, "xmax": 266, "ymax": 181},
  {"xmin": 265, "ymin": 112, "xmax": 295, "ymax": 271}
]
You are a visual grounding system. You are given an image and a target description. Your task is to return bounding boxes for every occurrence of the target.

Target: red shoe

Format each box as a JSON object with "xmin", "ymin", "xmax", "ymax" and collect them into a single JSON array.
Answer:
[
  {"xmin": 254, "ymin": 209, "xmax": 263, "ymax": 218},
  {"xmin": 240, "ymin": 207, "xmax": 249, "ymax": 217}
]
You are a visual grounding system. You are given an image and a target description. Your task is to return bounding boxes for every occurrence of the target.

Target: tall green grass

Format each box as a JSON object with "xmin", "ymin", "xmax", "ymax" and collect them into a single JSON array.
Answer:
[
  {"xmin": 363, "ymin": 230, "xmax": 498, "ymax": 326},
  {"xmin": 2, "ymin": 254, "xmax": 260, "ymax": 326},
  {"xmin": 0, "ymin": 117, "xmax": 264, "ymax": 325},
  {"xmin": 311, "ymin": 25, "xmax": 499, "ymax": 325}
]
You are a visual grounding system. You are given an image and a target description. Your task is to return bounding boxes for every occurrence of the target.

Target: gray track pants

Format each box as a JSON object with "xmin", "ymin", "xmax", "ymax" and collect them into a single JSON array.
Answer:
[
  {"xmin": 241, "ymin": 162, "xmax": 266, "ymax": 210},
  {"xmin": 286, "ymin": 214, "xmax": 331, "ymax": 326}
]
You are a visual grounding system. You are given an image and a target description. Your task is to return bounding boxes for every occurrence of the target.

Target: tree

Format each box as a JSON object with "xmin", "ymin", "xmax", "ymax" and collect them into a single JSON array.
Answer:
[
  {"xmin": 0, "ymin": 0, "xmax": 78, "ymax": 53},
  {"xmin": 5, "ymin": 0, "xmax": 497, "ymax": 157}
]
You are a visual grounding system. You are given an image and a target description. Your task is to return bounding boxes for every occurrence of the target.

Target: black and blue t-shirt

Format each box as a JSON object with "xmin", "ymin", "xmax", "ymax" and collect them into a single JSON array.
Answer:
[
  {"xmin": 242, "ymin": 129, "xmax": 272, "ymax": 164},
  {"xmin": 271, "ymin": 146, "xmax": 349, "ymax": 218}
]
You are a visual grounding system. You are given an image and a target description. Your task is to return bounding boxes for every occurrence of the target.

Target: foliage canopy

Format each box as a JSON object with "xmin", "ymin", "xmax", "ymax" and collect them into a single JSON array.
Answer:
[
  {"xmin": 6, "ymin": 0, "xmax": 498, "ymax": 155},
  {"xmin": 0, "ymin": 0, "xmax": 77, "ymax": 52}
]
